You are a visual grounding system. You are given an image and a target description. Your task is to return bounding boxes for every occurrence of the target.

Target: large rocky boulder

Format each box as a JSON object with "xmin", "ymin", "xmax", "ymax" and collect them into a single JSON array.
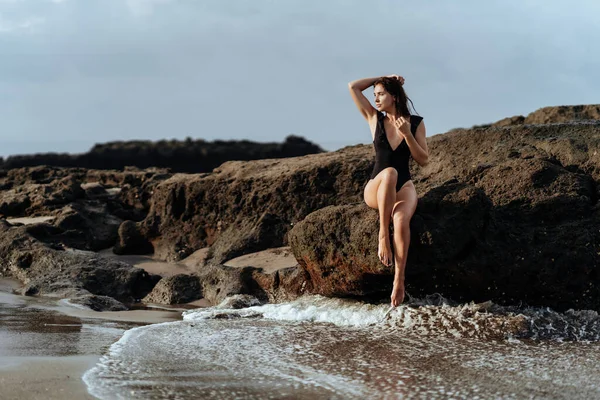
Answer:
[
  {"xmin": 141, "ymin": 264, "xmax": 309, "ymax": 306},
  {"xmin": 193, "ymin": 263, "xmax": 309, "ymax": 305},
  {"xmin": 142, "ymin": 274, "xmax": 203, "ymax": 304},
  {"xmin": 288, "ymin": 120, "xmax": 600, "ymax": 311},
  {"xmin": 119, "ymin": 146, "xmax": 373, "ymax": 263},
  {"xmin": 0, "ymin": 219, "xmax": 160, "ymax": 309},
  {"xmin": 288, "ymin": 182, "xmax": 490, "ymax": 298}
]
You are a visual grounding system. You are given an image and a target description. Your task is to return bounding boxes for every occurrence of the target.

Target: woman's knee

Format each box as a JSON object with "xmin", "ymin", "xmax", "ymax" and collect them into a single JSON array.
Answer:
[
  {"xmin": 364, "ymin": 194, "xmax": 377, "ymax": 209},
  {"xmin": 363, "ymin": 182, "xmax": 378, "ymax": 209},
  {"xmin": 381, "ymin": 167, "xmax": 398, "ymax": 181}
]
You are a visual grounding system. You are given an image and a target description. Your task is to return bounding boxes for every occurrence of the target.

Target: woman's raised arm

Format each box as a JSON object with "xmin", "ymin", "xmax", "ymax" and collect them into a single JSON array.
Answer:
[{"xmin": 348, "ymin": 77, "xmax": 381, "ymax": 120}]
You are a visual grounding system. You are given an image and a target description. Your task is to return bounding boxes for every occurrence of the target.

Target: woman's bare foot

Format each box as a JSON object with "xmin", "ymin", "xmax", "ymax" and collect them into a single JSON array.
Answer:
[
  {"xmin": 378, "ymin": 233, "xmax": 393, "ymax": 267},
  {"xmin": 390, "ymin": 279, "xmax": 405, "ymax": 307}
]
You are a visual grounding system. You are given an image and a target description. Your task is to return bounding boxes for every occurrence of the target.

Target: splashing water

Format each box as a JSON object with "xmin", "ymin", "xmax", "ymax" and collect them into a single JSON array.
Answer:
[{"xmin": 83, "ymin": 295, "xmax": 600, "ymax": 399}]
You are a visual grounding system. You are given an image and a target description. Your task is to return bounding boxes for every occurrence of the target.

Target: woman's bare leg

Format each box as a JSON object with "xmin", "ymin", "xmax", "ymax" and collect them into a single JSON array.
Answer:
[
  {"xmin": 390, "ymin": 182, "xmax": 418, "ymax": 306},
  {"xmin": 363, "ymin": 167, "xmax": 398, "ymax": 266},
  {"xmin": 376, "ymin": 168, "xmax": 397, "ymax": 266}
]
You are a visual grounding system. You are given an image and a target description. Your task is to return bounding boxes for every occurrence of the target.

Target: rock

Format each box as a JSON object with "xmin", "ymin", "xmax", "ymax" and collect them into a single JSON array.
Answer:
[
  {"xmin": 216, "ymin": 294, "xmax": 262, "ymax": 309},
  {"xmin": 288, "ymin": 120, "xmax": 600, "ymax": 311},
  {"xmin": 0, "ymin": 166, "xmax": 173, "ymax": 253},
  {"xmin": 0, "ymin": 224, "xmax": 160, "ymax": 303},
  {"xmin": 119, "ymin": 116, "xmax": 600, "ymax": 311},
  {"xmin": 67, "ymin": 294, "xmax": 128, "ymax": 311},
  {"xmin": 0, "ymin": 191, "xmax": 30, "ymax": 216},
  {"xmin": 0, "ymin": 166, "xmax": 171, "ymax": 221},
  {"xmin": 113, "ymin": 220, "xmax": 153, "ymax": 255},
  {"xmin": 142, "ymin": 274, "xmax": 202, "ymax": 304},
  {"xmin": 81, "ymin": 182, "xmax": 110, "ymax": 199},
  {"xmin": 20, "ymin": 204, "xmax": 122, "ymax": 252},
  {"xmin": 51, "ymin": 203, "xmax": 123, "ymax": 251},
  {"xmin": 1, "ymin": 135, "xmax": 324, "ymax": 173},
  {"xmin": 194, "ymin": 264, "xmax": 264, "ymax": 305},
  {"xmin": 129, "ymin": 145, "xmax": 372, "ymax": 262},
  {"xmin": 492, "ymin": 115, "xmax": 526, "ymax": 127},
  {"xmin": 288, "ymin": 182, "xmax": 491, "ymax": 299},
  {"xmin": 193, "ymin": 263, "xmax": 309, "ymax": 305},
  {"xmin": 473, "ymin": 104, "xmax": 600, "ymax": 129},
  {"xmin": 3, "ymin": 106, "xmax": 600, "ymax": 312},
  {"xmin": 0, "ymin": 175, "xmax": 84, "ymax": 218},
  {"xmin": 524, "ymin": 105, "xmax": 600, "ymax": 124}
]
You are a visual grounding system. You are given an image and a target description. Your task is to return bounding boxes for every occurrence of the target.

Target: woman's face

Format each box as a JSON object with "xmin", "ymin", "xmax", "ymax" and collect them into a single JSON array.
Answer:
[{"xmin": 373, "ymin": 84, "xmax": 394, "ymax": 112}]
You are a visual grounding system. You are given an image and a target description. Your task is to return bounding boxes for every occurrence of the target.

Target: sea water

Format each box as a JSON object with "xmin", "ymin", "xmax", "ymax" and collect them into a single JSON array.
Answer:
[{"xmin": 83, "ymin": 295, "xmax": 600, "ymax": 399}]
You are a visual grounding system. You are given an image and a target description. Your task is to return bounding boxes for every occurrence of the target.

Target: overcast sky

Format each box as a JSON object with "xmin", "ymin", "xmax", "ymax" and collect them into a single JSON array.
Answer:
[{"xmin": 0, "ymin": 0, "xmax": 598, "ymax": 157}]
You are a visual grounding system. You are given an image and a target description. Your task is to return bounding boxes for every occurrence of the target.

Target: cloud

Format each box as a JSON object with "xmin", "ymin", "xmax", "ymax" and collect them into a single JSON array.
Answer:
[
  {"xmin": 0, "ymin": 15, "xmax": 44, "ymax": 33},
  {"xmin": 125, "ymin": 0, "xmax": 174, "ymax": 17},
  {"xmin": 0, "ymin": 0, "xmax": 599, "ymax": 157}
]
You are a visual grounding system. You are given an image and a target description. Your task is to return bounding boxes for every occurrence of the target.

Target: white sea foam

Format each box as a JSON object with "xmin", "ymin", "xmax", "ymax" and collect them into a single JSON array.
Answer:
[
  {"xmin": 184, "ymin": 295, "xmax": 388, "ymax": 327},
  {"xmin": 182, "ymin": 295, "xmax": 528, "ymax": 340},
  {"xmin": 183, "ymin": 294, "xmax": 600, "ymax": 341}
]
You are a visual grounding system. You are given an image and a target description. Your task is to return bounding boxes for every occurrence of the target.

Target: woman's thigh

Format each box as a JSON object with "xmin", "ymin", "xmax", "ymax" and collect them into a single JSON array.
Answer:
[
  {"xmin": 363, "ymin": 168, "xmax": 398, "ymax": 209},
  {"xmin": 392, "ymin": 181, "xmax": 418, "ymax": 221}
]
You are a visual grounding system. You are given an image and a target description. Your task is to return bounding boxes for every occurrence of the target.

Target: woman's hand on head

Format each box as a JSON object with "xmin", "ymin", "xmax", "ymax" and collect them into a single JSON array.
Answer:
[{"xmin": 386, "ymin": 74, "xmax": 405, "ymax": 86}]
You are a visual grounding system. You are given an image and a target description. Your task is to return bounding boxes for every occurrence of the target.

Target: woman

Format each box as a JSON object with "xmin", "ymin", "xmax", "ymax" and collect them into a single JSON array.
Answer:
[{"xmin": 348, "ymin": 74, "xmax": 429, "ymax": 307}]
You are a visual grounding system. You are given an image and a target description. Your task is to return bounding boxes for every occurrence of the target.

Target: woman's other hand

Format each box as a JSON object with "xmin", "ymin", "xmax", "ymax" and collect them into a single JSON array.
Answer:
[
  {"xmin": 394, "ymin": 116, "xmax": 411, "ymax": 138},
  {"xmin": 386, "ymin": 74, "xmax": 405, "ymax": 86}
]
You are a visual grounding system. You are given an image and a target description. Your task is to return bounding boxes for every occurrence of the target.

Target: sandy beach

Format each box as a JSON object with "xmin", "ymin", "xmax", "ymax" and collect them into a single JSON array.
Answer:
[
  {"xmin": 0, "ymin": 356, "xmax": 99, "ymax": 400},
  {"xmin": 0, "ymin": 276, "xmax": 185, "ymax": 400}
]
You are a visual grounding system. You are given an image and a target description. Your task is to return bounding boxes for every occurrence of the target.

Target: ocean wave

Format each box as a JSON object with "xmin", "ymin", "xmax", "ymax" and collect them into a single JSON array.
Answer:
[
  {"xmin": 183, "ymin": 294, "xmax": 600, "ymax": 341},
  {"xmin": 83, "ymin": 295, "xmax": 600, "ymax": 399}
]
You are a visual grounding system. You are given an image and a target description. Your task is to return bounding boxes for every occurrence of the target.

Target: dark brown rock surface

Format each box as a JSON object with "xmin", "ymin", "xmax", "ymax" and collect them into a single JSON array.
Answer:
[
  {"xmin": 142, "ymin": 274, "xmax": 203, "ymax": 304},
  {"xmin": 475, "ymin": 104, "xmax": 600, "ymax": 128},
  {"xmin": 194, "ymin": 264, "xmax": 309, "ymax": 305},
  {"xmin": 0, "ymin": 220, "xmax": 160, "ymax": 309},
  {"xmin": 0, "ymin": 135, "xmax": 324, "ymax": 173},
  {"xmin": 289, "ymin": 120, "xmax": 600, "ymax": 311},
  {"xmin": 0, "ymin": 166, "xmax": 170, "ymax": 221},
  {"xmin": 123, "ymin": 147, "xmax": 372, "ymax": 263},
  {"xmin": 524, "ymin": 105, "xmax": 600, "ymax": 124}
]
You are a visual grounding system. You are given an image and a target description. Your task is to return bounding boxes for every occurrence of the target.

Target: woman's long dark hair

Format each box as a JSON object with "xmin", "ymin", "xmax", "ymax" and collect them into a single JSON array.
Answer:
[{"xmin": 373, "ymin": 77, "xmax": 418, "ymax": 117}]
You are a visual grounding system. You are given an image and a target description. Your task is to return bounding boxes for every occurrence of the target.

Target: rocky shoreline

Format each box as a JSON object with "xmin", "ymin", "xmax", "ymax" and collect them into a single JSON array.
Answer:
[{"xmin": 1, "ymin": 104, "xmax": 600, "ymax": 312}]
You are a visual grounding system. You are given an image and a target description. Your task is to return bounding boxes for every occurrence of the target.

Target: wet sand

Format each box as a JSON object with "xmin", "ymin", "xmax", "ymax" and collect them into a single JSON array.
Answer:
[
  {"xmin": 0, "ymin": 279, "xmax": 186, "ymax": 400},
  {"xmin": 0, "ymin": 356, "xmax": 99, "ymax": 400},
  {"xmin": 97, "ymin": 248, "xmax": 197, "ymax": 278}
]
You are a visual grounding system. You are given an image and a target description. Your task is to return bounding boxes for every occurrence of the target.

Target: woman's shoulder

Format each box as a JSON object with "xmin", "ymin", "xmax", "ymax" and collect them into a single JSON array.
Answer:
[{"xmin": 410, "ymin": 115, "xmax": 424, "ymax": 126}]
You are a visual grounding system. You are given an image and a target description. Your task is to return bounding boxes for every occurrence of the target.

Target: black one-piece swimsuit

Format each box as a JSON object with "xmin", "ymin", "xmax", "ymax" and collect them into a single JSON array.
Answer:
[{"xmin": 369, "ymin": 111, "xmax": 424, "ymax": 192}]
